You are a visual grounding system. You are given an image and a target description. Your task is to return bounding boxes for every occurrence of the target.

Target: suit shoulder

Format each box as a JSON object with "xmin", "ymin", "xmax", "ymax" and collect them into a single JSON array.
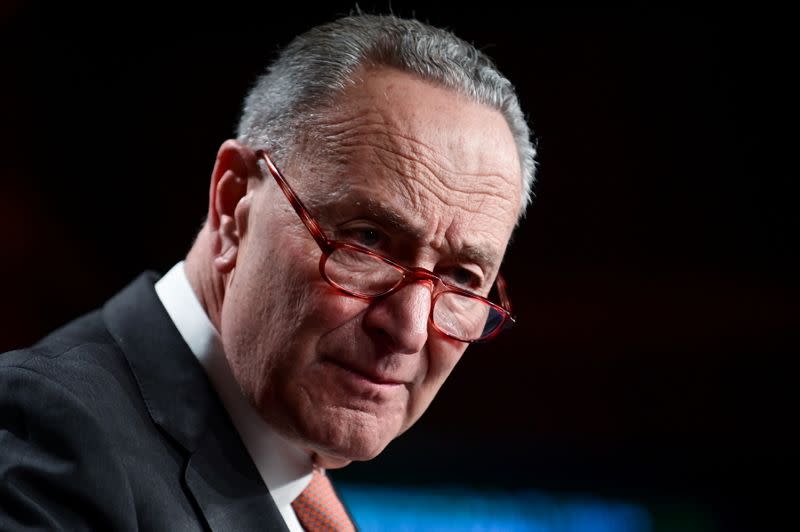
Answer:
[
  {"xmin": 1, "ymin": 309, "xmax": 126, "ymax": 378},
  {"xmin": 0, "ymin": 314, "xmax": 144, "ymax": 530},
  {"xmin": 0, "ymin": 309, "xmax": 141, "ymax": 421},
  {"xmin": 0, "ymin": 363, "xmax": 139, "ymax": 530}
]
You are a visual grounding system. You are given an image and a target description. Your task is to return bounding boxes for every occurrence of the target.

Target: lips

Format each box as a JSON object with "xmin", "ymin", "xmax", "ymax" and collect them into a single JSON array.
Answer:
[{"xmin": 323, "ymin": 357, "xmax": 407, "ymax": 387}]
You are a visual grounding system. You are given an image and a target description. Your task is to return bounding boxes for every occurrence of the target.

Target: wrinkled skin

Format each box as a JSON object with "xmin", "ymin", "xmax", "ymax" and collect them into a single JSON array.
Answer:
[{"xmin": 201, "ymin": 67, "xmax": 521, "ymax": 468}]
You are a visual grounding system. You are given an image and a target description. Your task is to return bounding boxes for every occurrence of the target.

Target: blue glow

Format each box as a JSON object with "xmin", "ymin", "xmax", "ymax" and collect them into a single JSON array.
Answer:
[{"xmin": 337, "ymin": 484, "xmax": 652, "ymax": 532}]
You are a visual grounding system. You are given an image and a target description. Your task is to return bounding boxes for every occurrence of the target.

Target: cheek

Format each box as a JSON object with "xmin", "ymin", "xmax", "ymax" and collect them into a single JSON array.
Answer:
[
  {"xmin": 224, "ymin": 266, "xmax": 369, "ymax": 406},
  {"xmin": 403, "ymin": 341, "xmax": 466, "ymax": 430},
  {"xmin": 426, "ymin": 339, "xmax": 466, "ymax": 387},
  {"xmin": 219, "ymin": 235, "xmax": 312, "ymax": 395},
  {"xmin": 304, "ymin": 283, "xmax": 368, "ymax": 332}
]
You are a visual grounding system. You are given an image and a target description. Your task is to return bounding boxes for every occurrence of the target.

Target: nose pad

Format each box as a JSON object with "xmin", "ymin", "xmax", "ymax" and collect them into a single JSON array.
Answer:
[{"xmin": 363, "ymin": 281, "xmax": 433, "ymax": 355}]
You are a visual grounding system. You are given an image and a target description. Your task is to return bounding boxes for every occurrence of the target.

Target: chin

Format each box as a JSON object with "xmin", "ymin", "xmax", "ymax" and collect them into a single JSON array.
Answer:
[
  {"xmin": 311, "ymin": 439, "xmax": 388, "ymax": 468},
  {"xmin": 297, "ymin": 406, "xmax": 400, "ymax": 465}
]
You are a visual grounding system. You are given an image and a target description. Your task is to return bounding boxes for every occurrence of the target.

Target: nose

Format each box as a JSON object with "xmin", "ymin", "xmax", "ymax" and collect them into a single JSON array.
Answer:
[{"xmin": 362, "ymin": 281, "xmax": 432, "ymax": 355}]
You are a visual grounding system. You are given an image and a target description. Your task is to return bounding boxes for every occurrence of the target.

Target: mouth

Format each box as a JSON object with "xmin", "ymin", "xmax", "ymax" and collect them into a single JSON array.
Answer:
[{"xmin": 323, "ymin": 358, "xmax": 406, "ymax": 388}]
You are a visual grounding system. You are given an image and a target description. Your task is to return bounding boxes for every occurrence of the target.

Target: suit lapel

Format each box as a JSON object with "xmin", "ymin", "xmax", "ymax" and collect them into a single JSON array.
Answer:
[
  {"xmin": 103, "ymin": 272, "xmax": 287, "ymax": 532},
  {"xmin": 185, "ymin": 412, "xmax": 289, "ymax": 532}
]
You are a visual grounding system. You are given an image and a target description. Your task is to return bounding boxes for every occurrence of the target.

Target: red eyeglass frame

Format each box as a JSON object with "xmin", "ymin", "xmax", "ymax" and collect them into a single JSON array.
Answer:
[{"xmin": 255, "ymin": 149, "xmax": 516, "ymax": 343}]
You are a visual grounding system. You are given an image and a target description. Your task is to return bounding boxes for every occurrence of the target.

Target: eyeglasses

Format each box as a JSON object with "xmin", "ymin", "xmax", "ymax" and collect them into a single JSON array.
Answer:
[{"xmin": 256, "ymin": 150, "xmax": 516, "ymax": 343}]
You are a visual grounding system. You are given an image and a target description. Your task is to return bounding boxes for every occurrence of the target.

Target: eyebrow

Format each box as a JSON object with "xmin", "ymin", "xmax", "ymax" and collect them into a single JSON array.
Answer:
[{"xmin": 353, "ymin": 198, "xmax": 499, "ymax": 270}]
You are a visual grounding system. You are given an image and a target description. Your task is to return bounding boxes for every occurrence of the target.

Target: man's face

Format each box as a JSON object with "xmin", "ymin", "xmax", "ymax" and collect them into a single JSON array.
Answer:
[{"xmin": 220, "ymin": 68, "xmax": 521, "ymax": 466}]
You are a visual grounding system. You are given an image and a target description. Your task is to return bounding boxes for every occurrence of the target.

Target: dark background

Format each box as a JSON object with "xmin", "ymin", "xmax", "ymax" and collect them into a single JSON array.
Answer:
[{"xmin": 1, "ymin": 4, "xmax": 796, "ymax": 531}]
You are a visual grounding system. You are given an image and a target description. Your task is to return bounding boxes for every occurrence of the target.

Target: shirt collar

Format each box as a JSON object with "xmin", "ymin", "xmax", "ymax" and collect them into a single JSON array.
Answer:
[{"xmin": 155, "ymin": 262, "xmax": 313, "ymax": 519}]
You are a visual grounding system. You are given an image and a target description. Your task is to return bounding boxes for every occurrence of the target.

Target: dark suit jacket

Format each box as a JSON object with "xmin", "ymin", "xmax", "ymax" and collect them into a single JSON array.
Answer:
[{"xmin": 0, "ymin": 272, "xmax": 289, "ymax": 531}]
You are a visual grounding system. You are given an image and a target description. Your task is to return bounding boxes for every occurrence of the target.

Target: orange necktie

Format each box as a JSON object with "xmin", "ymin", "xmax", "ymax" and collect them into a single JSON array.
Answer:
[{"xmin": 291, "ymin": 469, "xmax": 356, "ymax": 532}]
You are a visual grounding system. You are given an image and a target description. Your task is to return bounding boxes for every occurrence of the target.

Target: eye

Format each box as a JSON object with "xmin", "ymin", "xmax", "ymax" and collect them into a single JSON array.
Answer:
[
  {"xmin": 338, "ymin": 226, "xmax": 384, "ymax": 248},
  {"xmin": 443, "ymin": 267, "xmax": 483, "ymax": 290}
]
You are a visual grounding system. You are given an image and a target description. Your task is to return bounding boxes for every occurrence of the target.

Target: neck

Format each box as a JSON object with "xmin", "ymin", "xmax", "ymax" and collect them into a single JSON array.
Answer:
[{"xmin": 184, "ymin": 224, "xmax": 227, "ymax": 332}]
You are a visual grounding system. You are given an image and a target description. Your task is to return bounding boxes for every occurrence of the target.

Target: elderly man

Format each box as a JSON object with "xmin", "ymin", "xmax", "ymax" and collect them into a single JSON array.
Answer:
[{"xmin": 0, "ymin": 14, "xmax": 535, "ymax": 532}]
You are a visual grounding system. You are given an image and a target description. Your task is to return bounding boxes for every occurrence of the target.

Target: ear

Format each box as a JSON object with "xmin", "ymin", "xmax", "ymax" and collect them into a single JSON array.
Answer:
[{"xmin": 206, "ymin": 139, "xmax": 261, "ymax": 274}]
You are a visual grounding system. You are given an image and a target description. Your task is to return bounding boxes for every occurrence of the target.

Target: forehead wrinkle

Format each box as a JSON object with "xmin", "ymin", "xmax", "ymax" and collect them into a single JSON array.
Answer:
[
  {"xmin": 317, "ymin": 108, "xmax": 519, "ymax": 195},
  {"xmin": 316, "ymin": 110, "xmax": 438, "ymax": 159},
  {"xmin": 338, "ymin": 132, "xmax": 517, "ymax": 195}
]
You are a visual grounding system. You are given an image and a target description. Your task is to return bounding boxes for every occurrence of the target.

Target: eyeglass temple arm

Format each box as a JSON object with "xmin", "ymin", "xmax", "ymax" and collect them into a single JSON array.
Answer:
[
  {"xmin": 496, "ymin": 274, "xmax": 514, "ymax": 316},
  {"xmin": 256, "ymin": 150, "xmax": 330, "ymax": 250}
]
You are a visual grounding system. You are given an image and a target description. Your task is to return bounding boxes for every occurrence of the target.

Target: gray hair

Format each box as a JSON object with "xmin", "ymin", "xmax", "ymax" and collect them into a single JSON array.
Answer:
[{"xmin": 237, "ymin": 14, "xmax": 537, "ymax": 216}]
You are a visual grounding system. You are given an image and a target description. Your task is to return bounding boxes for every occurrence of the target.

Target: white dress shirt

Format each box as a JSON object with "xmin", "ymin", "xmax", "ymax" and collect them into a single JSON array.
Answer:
[{"xmin": 155, "ymin": 262, "xmax": 313, "ymax": 532}]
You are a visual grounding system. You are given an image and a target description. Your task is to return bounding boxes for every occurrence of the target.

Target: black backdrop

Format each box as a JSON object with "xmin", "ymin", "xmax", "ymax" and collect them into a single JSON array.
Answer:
[{"xmin": 1, "ymin": 4, "xmax": 796, "ymax": 531}]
